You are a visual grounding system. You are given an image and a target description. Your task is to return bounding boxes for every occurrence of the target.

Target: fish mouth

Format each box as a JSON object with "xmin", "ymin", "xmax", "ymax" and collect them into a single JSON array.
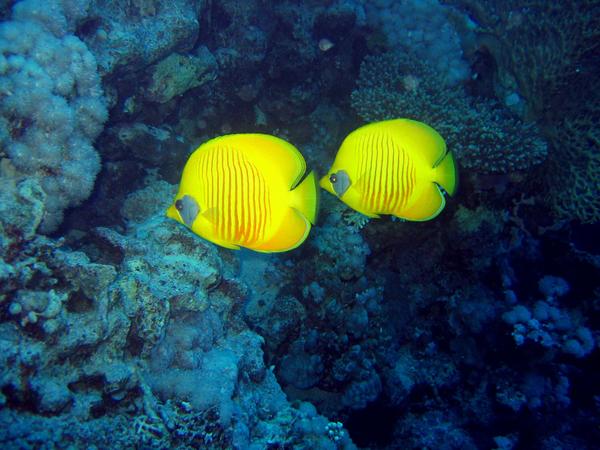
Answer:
[{"xmin": 166, "ymin": 204, "xmax": 180, "ymax": 221}]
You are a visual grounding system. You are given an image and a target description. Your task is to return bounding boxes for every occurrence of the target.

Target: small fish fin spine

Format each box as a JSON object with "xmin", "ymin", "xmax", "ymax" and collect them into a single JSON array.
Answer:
[
  {"xmin": 433, "ymin": 150, "xmax": 458, "ymax": 196},
  {"xmin": 290, "ymin": 170, "xmax": 319, "ymax": 224}
]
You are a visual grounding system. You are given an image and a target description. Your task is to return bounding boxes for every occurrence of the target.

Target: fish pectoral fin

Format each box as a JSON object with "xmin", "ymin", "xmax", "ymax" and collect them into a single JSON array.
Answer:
[
  {"xmin": 352, "ymin": 174, "xmax": 367, "ymax": 192},
  {"xmin": 341, "ymin": 185, "xmax": 380, "ymax": 218},
  {"xmin": 197, "ymin": 208, "xmax": 241, "ymax": 249},
  {"xmin": 254, "ymin": 207, "xmax": 310, "ymax": 253},
  {"xmin": 395, "ymin": 182, "xmax": 446, "ymax": 222},
  {"xmin": 201, "ymin": 207, "xmax": 219, "ymax": 224}
]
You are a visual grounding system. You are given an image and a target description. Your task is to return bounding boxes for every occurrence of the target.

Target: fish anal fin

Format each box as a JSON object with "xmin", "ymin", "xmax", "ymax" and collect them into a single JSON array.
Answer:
[
  {"xmin": 193, "ymin": 231, "xmax": 240, "ymax": 250},
  {"xmin": 395, "ymin": 183, "xmax": 446, "ymax": 222},
  {"xmin": 255, "ymin": 207, "xmax": 310, "ymax": 252},
  {"xmin": 210, "ymin": 238, "xmax": 240, "ymax": 250},
  {"xmin": 343, "ymin": 183, "xmax": 380, "ymax": 218},
  {"xmin": 357, "ymin": 207, "xmax": 380, "ymax": 219}
]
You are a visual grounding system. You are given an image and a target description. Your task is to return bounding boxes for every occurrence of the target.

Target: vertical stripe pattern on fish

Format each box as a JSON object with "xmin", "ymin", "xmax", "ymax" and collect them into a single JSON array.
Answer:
[
  {"xmin": 320, "ymin": 118, "xmax": 457, "ymax": 222},
  {"xmin": 167, "ymin": 134, "xmax": 319, "ymax": 252}
]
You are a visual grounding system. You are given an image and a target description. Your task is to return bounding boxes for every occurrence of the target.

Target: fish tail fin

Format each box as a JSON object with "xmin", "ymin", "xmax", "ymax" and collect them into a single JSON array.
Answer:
[
  {"xmin": 290, "ymin": 170, "xmax": 319, "ymax": 224},
  {"xmin": 433, "ymin": 150, "xmax": 458, "ymax": 196}
]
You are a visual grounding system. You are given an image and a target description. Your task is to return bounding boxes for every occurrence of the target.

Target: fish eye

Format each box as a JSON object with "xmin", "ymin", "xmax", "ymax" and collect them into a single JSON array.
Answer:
[
  {"xmin": 175, "ymin": 199, "xmax": 183, "ymax": 211},
  {"xmin": 329, "ymin": 174, "xmax": 337, "ymax": 184}
]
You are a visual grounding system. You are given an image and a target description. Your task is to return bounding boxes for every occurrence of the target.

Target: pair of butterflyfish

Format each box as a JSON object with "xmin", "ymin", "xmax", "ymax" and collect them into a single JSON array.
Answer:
[{"xmin": 167, "ymin": 119, "xmax": 458, "ymax": 252}]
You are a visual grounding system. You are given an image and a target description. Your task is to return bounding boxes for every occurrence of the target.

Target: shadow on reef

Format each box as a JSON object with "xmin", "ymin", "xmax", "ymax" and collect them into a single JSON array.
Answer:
[{"xmin": 345, "ymin": 398, "xmax": 397, "ymax": 447}]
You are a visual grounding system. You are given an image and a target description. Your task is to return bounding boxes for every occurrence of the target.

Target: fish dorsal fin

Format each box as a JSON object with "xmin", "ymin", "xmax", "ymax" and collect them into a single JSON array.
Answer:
[
  {"xmin": 387, "ymin": 119, "xmax": 447, "ymax": 167},
  {"xmin": 208, "ymin": 134, "xmax": 306, "ymax": 190}
]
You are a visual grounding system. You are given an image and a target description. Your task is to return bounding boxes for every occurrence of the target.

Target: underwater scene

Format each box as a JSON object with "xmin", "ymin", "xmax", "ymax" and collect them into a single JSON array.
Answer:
[{"xmin": 1, "ymin": 0, "xmax": 599, "ymax": 448}]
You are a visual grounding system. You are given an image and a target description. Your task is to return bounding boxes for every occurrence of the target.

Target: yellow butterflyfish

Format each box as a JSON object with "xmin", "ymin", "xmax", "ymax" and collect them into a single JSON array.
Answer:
[
  {"xmin": 167, "ymin": 134, "xmax": 319, "ymax": 252},
  {"xmin": 320, "ymin": 119, "xmax": 457, "ymax": 221}
]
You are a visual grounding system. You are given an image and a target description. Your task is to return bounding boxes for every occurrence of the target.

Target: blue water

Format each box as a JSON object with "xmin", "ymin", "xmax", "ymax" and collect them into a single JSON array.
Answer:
[{"xmin": 1, "ymin": 0, "xmax": 599, "ymax": 448}]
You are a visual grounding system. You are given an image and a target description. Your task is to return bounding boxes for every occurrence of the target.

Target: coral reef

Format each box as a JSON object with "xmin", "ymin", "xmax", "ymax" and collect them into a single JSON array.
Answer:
[
  {"xmin": 0, "ymin": 176, "xmax": 358, "ymax": 448},
  {"xmin": 1, "ymin": 1, "xmax": 599, "ymax": 449},
  {"xmin": 543, "ymin": 84, "xmax": 600, "ymax": 223},
  {"xmin": 351, "ymin": 52, "xmax": 547, "ymax": 173},
  {"xmin": 0, "ymin": 0, "xmax": 107, "ymax": 232},
  {"xmin": 80, "ymin": 0, "xmax": 201, "ymax": 77},
  {"xmin": 447, "ymin": 0, "xmax": 600, "ymax": 118},
  {"xmin": 443, "ymin": 0, "xmax": 600, "ymax": 222},
  {"xmin": 503, "ymin": 275, "xmax": 595, "ymax": 358},
  {"xmin": 143, "ymin": 46, "xmax": 217, "ymax": 104},
  {"xmin": 363, "ymin": 0, "xmax": 470, "ymax": 85}
]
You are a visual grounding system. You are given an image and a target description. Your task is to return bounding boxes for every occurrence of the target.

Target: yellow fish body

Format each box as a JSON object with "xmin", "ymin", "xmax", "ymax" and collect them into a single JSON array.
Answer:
[
  {"xmin": 167, "ymin": 134, "xmax": 318, "ymax": 252},
  {"xmin": 320, "ymin": 119, "xmax": 457, "ymax": 221}
]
